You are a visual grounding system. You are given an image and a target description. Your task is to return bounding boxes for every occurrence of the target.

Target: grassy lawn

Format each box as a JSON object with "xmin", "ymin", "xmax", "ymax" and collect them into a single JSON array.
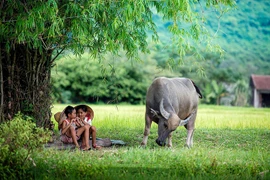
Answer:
[{"xmin": 31, "ymin": 104, "xmax": 270, "ymax": 179}]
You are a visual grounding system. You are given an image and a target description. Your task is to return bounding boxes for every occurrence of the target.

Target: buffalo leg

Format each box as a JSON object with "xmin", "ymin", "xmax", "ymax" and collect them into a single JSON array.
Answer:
[
  {"xmin": 185, "ymin": 112, "xmax": 197, "ymax": 148},
  {"xmin": 141, "ymin": 115, "xmax": 152, "ymax": 146},
  {"xmin": 186, "ymin": 129, "xmax": 194, "ymax": 148},
  {"xmin": 167, "ymin": 132, "xmax": 172, "ymax": 147}
]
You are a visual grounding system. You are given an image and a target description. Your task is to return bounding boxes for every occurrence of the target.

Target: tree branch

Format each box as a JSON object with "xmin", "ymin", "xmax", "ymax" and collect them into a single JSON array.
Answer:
[
  {"xmin": 51, "ymin": 48, "xmax": 65, "ymax": 63},
  {"xmin": 0, "ymin": 45, "xmax": 4, "ymax": 122},
  {"xmin": 0, "ymin": 0, "xmax": 4, "ymax": 10}
]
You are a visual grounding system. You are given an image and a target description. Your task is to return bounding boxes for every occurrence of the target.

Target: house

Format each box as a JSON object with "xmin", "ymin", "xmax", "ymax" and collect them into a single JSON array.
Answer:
[{"xmin": 250, "ymin": 74, "xmax": 270, "ymax": 108}]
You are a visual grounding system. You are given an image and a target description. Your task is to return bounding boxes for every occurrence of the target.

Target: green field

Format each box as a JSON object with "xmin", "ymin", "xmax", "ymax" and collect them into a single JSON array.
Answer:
[{"xmin": 32, "ymin": 104, "xmax": 270, "ymax": 179}]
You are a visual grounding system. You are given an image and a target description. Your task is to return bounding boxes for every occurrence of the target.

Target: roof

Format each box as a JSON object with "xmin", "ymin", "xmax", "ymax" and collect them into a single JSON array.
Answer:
[{"xmin": 250, "ymin": 74, "xmax": 270, "ymax": 91}]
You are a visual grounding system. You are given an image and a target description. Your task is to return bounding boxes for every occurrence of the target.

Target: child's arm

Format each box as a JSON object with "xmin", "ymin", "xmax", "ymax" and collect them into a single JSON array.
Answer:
[
  {"xmin": 74, "ymin": 118, "xmax": 81, "ymax": 127},
  {"xmin": 61, "ymin": 120, "xmax": 74, "ymax": 134},
  {"xmin": 76, "ymin": 117, "xmax": 85, "ymax": 127},
  {"xmin": 81, "ymin": 119, "xmax": 90, "ymax": 126}
]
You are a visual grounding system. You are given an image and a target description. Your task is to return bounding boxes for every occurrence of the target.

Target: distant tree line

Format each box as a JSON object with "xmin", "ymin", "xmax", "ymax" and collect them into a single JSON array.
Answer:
[
  {"xmin": 51, "ymin": 46, "xmax": 250, "ymax": 106},
  {"xmin": 52, "ymin": 52, "xmax": 159, "ymax": 104}
]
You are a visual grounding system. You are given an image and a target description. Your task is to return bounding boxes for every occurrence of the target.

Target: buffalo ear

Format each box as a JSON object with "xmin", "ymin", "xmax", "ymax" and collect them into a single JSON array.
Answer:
[{"xmin": 159, "ymin": 98, "xmax": 170, "ymax": 119}]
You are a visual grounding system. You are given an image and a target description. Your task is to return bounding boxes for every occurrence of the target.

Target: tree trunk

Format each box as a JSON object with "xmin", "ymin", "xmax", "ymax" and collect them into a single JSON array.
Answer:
[
  {"xmin": 0, "ymin": 43, "xmax": 53, "ymax": 128},
  {"xmin": 216, "ymin": 96, "xmax": 220, "ymax": 106}
]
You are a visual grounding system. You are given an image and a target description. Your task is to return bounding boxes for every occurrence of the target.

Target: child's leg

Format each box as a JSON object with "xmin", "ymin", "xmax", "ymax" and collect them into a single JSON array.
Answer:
[
  {"xmin": 81, "ymin": 132, "xmax": 85, "ymax": 148},
  {"xmin": 83, "ymin": 125, "xmax": 90, "ymax": 149},
  {"xmin": 90, "ymin": 126, "xmax": 101, "ymax": 149},
  {"xmin": 90, "ymin": 126, "xmax": 97, "ymax": 146},
  {"xmin": 77, "ymin": 125, "xmax": 90, "ymax": 150},
  {"xmin": 70, "ymin": 127, "xmax": 80, "ymax": 148}
]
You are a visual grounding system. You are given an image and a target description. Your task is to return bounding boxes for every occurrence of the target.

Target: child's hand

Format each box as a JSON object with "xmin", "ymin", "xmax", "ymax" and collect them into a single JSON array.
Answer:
[
  {"xmin": 71, "ymin": 119, "xmax": 77, "ymax": 126},
  {"xmin": 73, "ymin": 119, "xmax": 79, "ymax": 126},
  {"xmin": 77, "ymin": 118, "xmax": 85, "ymax": 127}
]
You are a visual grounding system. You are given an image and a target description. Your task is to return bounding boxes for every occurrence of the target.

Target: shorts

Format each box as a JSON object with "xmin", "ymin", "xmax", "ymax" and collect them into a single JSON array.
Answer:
[{"xmin": 60, "ymin": 132, "xmax": 80, "ymax": 144}]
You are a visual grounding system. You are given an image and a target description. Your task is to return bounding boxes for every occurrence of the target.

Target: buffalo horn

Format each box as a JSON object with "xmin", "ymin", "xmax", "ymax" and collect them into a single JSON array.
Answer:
[
  {"xmin": 159, "ymin": 98, "xmax": 170, "ymax": 119},
  {"xmin": 179, "ymin": 112, "xmax": 194, "ymax": 126}
]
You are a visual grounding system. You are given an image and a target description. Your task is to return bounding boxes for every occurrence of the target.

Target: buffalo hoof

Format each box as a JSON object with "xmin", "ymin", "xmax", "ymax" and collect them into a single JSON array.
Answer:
[
  {"xmin": 156, "ymin": 139, "xmax": 166, "ymax": 146},
  {"xmin": 140, "ymin": 143, "xmax": 147, "ymax": 148},
  {"xmin": 184, "ymin": 144, "xmax": 192, "ymax": 149}
]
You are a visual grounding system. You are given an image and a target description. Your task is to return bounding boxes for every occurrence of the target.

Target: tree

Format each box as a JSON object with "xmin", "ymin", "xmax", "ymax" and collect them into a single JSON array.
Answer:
[
  {"xmin": 51, "ymin": 53, "xmax": 159, "ymax": 104},
  {"xmin": 232, "ymin": 79, "xmax": 249, "ymax": 106},
  {"xmin": 0, "ymin": 0, "xmax": 235, "ymax": 127}
]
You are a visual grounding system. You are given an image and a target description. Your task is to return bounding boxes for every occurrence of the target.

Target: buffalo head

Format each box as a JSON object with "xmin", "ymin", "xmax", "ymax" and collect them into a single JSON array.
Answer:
[{"xmin": 155, "ymin": 99, "xmax": 194, "ymax": 146}]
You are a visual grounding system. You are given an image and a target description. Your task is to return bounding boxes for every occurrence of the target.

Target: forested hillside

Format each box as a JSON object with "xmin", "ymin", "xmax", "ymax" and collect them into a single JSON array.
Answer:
[
  {"xmin": 52, "ymin": 0, "xmax": 270, "ymax": 106},
  {"xmin": 154, "ymin": 0, "xmax": 270, "ymax": 77}
]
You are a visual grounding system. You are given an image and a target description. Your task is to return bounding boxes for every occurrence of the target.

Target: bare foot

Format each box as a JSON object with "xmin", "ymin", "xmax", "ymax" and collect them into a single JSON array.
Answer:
[
  {"xmin": 82, "ymin": 146, "xmax": 91, "ymax": 151},
  {"xmin": 92, "ymin": 144, "xmax": 102, "ymax": 150}
]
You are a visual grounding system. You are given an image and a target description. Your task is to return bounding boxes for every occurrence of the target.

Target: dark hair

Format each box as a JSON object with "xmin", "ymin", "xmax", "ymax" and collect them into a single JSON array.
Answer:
[
  {"xmin": 64, "ymin": 106, "xmax": 75, "ymax": 117},
  {"xmin": 76, "ymin": 105, "xmax": 87, "ymax": 112},
  {"xmin": 75, "ymin": 105, "xmax": 87, "ymax": 112}
]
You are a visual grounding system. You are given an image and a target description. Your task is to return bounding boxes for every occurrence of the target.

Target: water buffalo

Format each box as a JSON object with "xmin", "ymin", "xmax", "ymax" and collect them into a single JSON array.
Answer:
[{"xmin": 141, "ymin": 77, "xmax": 202, "ymax": 148}]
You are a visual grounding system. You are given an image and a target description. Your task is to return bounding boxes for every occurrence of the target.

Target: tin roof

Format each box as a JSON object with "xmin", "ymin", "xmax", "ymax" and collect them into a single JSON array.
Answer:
[{"xmin": 250, "ymin": 74, "xmax": 270, "ymax": 90}]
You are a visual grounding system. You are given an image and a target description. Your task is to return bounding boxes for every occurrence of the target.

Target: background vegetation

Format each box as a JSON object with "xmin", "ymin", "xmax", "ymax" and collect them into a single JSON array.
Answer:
[
  {"xmin": 51, "ymin": 0, "xmax": 270, "ymax": 106},
  {"xmin": 1, "ymin": 0, "xmax": 235, "ymax": 125}
]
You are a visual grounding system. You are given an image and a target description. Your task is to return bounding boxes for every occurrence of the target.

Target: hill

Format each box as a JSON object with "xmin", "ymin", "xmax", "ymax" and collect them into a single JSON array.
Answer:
[{"xmin": 153, "ymin": 0, "xmax": 270, "ymax": 78}]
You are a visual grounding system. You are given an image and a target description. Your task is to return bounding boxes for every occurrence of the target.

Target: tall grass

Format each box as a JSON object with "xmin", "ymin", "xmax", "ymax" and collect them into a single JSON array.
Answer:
[
  {"xmin": 52, "ymin": 104, "xmax": 270, "ymax": 129},
  {"xmin": 32, "ymin": 104, "xmax": 270, "ymax": 179},
  {"xmin": 197, "ymin": 105, "xmax": 270, "ymax": 129}
]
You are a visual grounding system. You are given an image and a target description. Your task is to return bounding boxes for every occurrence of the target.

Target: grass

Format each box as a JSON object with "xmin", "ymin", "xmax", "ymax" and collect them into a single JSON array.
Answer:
[{"xmin": 31, "ymin": 104, "xmax": 270, "ymax": 179}]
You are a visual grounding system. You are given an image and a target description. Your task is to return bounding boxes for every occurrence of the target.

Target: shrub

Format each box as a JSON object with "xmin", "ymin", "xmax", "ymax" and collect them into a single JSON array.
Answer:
[{"xmin": 0, "ymin": 113, "xmax": 51, "ymax": 179}]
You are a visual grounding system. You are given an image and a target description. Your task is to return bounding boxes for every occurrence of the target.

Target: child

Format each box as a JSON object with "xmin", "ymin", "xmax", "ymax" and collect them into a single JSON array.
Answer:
[
  {"xmin": 59, "ymin": 105, "xmax": 91, "ymax": 150},
  {"xmin": 75, "ymin": 105, "xmax": 102, "ymax": 150}
]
